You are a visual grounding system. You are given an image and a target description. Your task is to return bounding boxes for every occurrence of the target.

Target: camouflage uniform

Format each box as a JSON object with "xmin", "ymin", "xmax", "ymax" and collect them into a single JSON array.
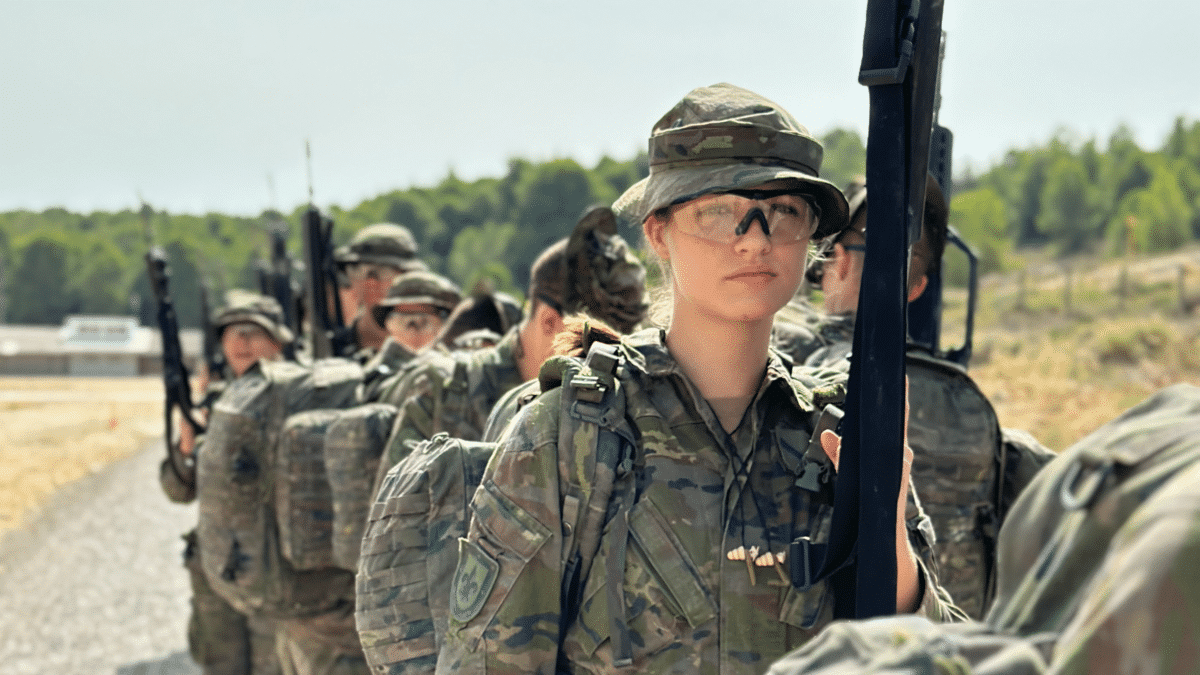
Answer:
[
  {"xmin": 376, "ymin": 327, "xmax": 524, "ymax": 469},
  {"xmin": 771, "ymin": 301, "xmax": 855, "ymax": 367},
  {"xmin": 161, "ymin": 291, "xmax": 288, "ymax": 675},
  {"xmin": 438, "ymin": 329, "xmax": 960, "ymax": 675},
  {"xmin": 765, "ymin": 383, "xmax": 1200, "ymax": 674}
]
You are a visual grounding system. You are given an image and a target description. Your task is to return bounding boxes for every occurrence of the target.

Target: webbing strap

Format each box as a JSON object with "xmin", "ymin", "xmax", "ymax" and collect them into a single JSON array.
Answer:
[{"xmin": 606, "ymin": 452, "xmax": 636, "ymax": 668}]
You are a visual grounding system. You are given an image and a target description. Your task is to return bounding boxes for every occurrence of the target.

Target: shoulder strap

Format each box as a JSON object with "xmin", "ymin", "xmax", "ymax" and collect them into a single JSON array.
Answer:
[{"xmin": 554, "ymin": 341, "xmax": 639, "ymax": 668}]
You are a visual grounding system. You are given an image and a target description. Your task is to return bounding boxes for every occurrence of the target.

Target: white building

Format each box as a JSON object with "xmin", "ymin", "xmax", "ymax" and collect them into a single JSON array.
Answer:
[{"xmin": 0, "ymin": 315, "xmax": 201, "ymax": 376}]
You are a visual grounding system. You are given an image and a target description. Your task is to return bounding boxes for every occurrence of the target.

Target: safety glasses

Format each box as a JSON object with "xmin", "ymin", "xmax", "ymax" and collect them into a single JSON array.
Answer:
[
  {"xmin": 670, "ymin": 189, "xmax": 820, "ymax": 245},
  {"xmin": 345, "ymin": 262, "xmax": 401, "ymax": 284},
  {"xmin": 386, "ymin": 311, "xmax": 442, "ymax": 335}
]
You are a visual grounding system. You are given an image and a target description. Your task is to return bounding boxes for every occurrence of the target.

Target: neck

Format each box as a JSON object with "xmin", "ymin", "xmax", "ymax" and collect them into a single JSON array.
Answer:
[
  {"xmin": 355, "ymin": 311, "xmax": 388, "ymax": 350},
  {"xmin": 665, "ymin": 303, "xmax": 772, "ymax": 430},
  {"xmin": 515, "ymin": 323, "xmax": 541, "ymax": 382}
]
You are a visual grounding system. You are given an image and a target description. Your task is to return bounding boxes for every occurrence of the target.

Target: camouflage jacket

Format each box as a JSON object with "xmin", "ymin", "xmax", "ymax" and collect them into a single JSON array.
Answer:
[
  {"xmin": 378, "ymin": 328, "xmax": 525, "ymax": 474},
  {"xmin": 357, "ymin": 337, "xmax": 419, "ymax": 404},
  {"xmin": 766, "ymin": 383, "xmax": 1200, "ymax": 675},
  {"xmin": 771, "ymin": 301, "xmax": 855, "ymax": 367},
  {"xmin": 438, "ymin": 328, "xmax": 959, "ymax": 675}
]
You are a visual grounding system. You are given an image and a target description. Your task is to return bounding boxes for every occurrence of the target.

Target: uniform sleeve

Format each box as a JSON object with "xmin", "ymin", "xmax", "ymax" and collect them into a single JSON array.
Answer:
[
  {"xmin": 905, "ymin": 486, "xmax": 970, "ymax": 623},
  {"xmin": 437, "ymin": 392, "xmax": 567, "ymax": 675},
  {"xmin": 159, "ymin": 436, "xmax": 198, "ymax": 504}
]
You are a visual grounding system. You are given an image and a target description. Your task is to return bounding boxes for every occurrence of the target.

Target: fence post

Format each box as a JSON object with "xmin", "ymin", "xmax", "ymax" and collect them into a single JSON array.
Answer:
[{"xmin": 1063, "ymin": 264, "xmax": 1072, "ymax": 316}]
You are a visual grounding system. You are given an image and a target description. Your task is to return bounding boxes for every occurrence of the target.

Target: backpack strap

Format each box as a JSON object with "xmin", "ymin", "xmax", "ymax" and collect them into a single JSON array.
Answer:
[{"xmin": 552, "ymin": 341, "xmax": 638, "ymax": 670}]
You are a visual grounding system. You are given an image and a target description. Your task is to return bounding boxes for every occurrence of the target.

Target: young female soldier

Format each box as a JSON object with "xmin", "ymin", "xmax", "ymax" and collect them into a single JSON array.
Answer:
[{"xmin": 438, "ymin": 83, "xmax": 959, "ymax": 675}]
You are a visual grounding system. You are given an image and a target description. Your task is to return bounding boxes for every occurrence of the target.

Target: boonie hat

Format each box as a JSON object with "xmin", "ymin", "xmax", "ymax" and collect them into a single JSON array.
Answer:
[
  {"xmin": 613, "ymin": 83, "xmax": 849, "ymax": 239},
  {"xmin": 371, "ymin": 270, "xmax": 462, "ymax": 327},
  {"xmin": 334, "ymin": 223, "xmax": 426, "ymax": 272},
  {"xmin": 215, "ymin": 290, "xmax": 295, "ymax": 345}
]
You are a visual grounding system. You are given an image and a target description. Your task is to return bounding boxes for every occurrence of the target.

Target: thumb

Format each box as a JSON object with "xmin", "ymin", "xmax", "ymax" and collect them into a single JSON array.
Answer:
[{"xmin": 820, "ymin": 429, "xmax": 841, "ymax": 471}]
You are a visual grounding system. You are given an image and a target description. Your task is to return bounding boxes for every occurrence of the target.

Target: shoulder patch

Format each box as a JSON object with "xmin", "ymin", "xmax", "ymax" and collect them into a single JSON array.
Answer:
[{"xmin": 450, "ymin": 538, "xmax": 499, "ymax": 624}]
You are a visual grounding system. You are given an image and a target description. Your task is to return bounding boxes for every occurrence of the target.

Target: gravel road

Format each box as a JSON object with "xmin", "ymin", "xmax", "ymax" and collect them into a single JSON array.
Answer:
[{"xmin": 0, "ymin": 441, "xmax": 202, "ymax": 675}]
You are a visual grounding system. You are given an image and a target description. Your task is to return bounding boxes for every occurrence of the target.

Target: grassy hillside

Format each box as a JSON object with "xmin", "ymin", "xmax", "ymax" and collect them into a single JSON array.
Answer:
[{"xmin": 943, "ymin": 245, "xmax": 1200, "ymax": 450}]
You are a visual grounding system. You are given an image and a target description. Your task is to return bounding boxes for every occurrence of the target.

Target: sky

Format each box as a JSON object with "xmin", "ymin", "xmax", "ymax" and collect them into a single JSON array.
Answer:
[{"xmin": 2, "ymin": 0, "xmax": 1198, "ymax": 217}]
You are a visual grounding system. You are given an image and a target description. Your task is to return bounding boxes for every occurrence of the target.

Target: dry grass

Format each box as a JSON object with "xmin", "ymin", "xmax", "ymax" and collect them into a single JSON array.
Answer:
[
  {"xmin": 0, "ymin": 377, "xmax": 164, "ymax": 536},
  {"xmin": 945, "ymin": 249, "xmax": 1200, "ymax": 451}
]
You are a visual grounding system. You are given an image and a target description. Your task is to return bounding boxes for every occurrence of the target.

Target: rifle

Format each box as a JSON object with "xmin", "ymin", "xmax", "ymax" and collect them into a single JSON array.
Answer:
[
  {"xmin": 300, "ymin": 143, "xmax": 350, "ymax": 359},
  {"xmin": 805, "ymin": 0, "xmax": 946, "ymax": 620},
  {"xmin": 146, "ymin": 247, "xmax": 205, "ymax": 488}
]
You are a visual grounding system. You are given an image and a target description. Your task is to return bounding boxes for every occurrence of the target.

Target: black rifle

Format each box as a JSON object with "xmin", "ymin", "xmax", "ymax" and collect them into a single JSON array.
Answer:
[
  {"xmin": 198, "ymin": 282, "xmax": 228, "ymax": 383},
  {"xmin": 301, "ymin": 205, "xmax": 350, "ymax": 359},
  {"xmin": 147, "ymin": 247, "xmax": 205, "ymax": 488},
  {"xmin": 264, "ymin": 220, "xmax": 299, "ymax": 360},
  {"xmin": 803, "ymin": 0, "xmax": 946, "ymax": 620}
]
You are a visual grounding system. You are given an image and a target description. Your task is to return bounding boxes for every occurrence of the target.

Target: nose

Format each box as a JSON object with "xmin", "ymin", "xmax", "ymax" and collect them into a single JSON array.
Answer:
[{"xmin": 734, "ymin": 216, "xmax": 773, "ymax": 256}]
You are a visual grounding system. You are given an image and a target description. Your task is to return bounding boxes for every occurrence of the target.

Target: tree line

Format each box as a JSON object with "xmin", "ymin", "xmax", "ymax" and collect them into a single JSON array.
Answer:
[{"xmin": 0, "ymin": 120, "xmax": 1196, "ymax": 327}]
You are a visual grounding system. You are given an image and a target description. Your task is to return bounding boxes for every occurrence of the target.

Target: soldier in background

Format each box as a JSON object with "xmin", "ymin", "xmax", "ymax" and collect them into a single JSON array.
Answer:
[
  {"xmin": 374, "ymin": 205, "xmax": 648, "ymax": 477},
  {"xmin": 332, "ymin": 223, "xmax": 427, "ymax": 358},
  {"xmin": 357, "ymin": 270, "xmax": 462, "ymax": 404},
  {"xmin": 434, "ymin": 289, "xmax": 525, "ymax": 352},
  {"xmin": 160, "ymin": 291, "xmax": 293, "ymax": 675}
]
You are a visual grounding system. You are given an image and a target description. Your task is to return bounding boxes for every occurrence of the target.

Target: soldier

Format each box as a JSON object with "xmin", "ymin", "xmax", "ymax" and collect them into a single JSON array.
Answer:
[
  {"xmin": 357, "ymin": 270, "xmax": 462, "ymax": 404},
  {"xmin": 783, "ymin": 174, "xmax": 1055, "ymax": 619},
  {"xmin": 332, "ymin": 222, "xmax": 427, "ymax": 356},
  {"xmin": 375, "ymin": 204, "xmax": 647, "ymax": 472},
  {"xmin": 437, "ymin": 83, "xmax": 961, "ymax": 675},
  {"xmin": 434, "ymin": 289, "xmax": 525, "ymax": 352},
  {"xmin": 766, "ymin": 384, "xmax": 1200, "ymax": 674},
  {"xmin": 160, "ymin": 291, "xmax": 292, "ymax": 675}
]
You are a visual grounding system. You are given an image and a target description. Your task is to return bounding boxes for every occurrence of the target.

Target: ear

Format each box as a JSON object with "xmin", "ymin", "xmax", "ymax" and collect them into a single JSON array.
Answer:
[
  {"xmin": 832, "ymin": 243, "xmax": 853, "ymax": 281},
  {"xmin": 643, "ymin": 214, "xmax": 670, "ymax": 261},
  {"xmin": 537, "ymin": 302, "xmax": 563, "ymax": 336},
  {"xmin": 907, "ymin": 274, "xmax": 929, "ymax": 303}
]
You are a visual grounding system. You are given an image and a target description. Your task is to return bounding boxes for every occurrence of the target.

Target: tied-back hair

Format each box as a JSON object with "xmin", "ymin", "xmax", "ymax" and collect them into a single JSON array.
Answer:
[{"xmin": 551, "ymin": 317, "xmax": 622, "ymax": 358}]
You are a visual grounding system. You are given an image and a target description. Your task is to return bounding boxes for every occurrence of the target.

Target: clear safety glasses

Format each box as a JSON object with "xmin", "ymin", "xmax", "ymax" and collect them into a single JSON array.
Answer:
[
  {"xmin": 670, "ymin": 189, "xmax": 820, "ymax": 245},
  {"xmin": 386, "ymin": 311, "xmax": 442, "ymax": 335},
  {"xmin": 345, "ymin": 262, "xmax": 401, "ymax": 284}
]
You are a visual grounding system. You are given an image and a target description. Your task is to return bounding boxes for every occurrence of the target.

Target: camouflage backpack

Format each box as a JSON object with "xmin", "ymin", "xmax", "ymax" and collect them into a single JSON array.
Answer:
[
  {"xmin": 354, "ymin": 344, "xmax": 633, "ymax": 675},
  {"xmin": 196, "ymin": 358, "xmax": 363, "ymax": 618},
  {"xmin": 765, "ymin": 383, "xmax": 1200, "ymax": 675},
  {"xmin": 324, "ymin": 402, "xmax": 398, "ymax": 570},
  {"xmin": 904, "ymin": 350, "xmax": 1004, "ymax": 620}
]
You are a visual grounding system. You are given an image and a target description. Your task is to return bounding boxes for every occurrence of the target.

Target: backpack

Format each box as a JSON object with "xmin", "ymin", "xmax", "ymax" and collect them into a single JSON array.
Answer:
[
  {"xmin": 904, "ymin": 350, "xmax": 1003, "ymax": 620},
  {"xmin": 196, "ymin": 358, "xmax": 363, "ymax": 618},
  {"xmin": 764, "ymin": 384, "xmax": 1200, "ymax": 675},
  {"xmin": 354, "ymin": 343, "xmax": 632, "ymax": 675},
  {"xmin": 324, "ymin": 402, "xmax": 398, "ymax": 570}
]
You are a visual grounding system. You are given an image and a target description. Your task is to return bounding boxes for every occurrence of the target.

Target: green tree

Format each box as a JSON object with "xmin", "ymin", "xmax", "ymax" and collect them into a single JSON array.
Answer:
[
  {"xmin": 945, "ymin": 187, "xmax": 1011, "ymax": 286},
  {"xmin": 1039, "ymin": 155, "xmax": 1103, "ymax": 255},
  {"xmin": 8, "ymin": 236, "xmax": 76, "ymax": 324},
  {"xmin": 446, "ymin": 222, "xmax": 518, "ymax": 295},
  {"xmin": 819, "ymin": 128, "xmax": 867, "ymax": 191}
]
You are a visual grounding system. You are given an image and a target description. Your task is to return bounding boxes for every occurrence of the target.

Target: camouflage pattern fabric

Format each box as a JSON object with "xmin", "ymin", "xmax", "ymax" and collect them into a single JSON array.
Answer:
[
  {"xmin": 376, "ymin": 327, "xmax": 525, "ymax": 478},
  {"xmin": 355, "ymin": 434, "xmax": 496, "ymax": 675},
  {"xmin": 480, "ymin": 379, "xmax": 541, "ymax": 443},
  {"xmin": 765, "ymin": 383, "xmax": 1200, "ymax": 674},
  {"xmin": 323, "ymin": 403, "xmax": 397, "ymax": 570},
  {"xmin": 438, "ymin": 328, "xmax": 958, "ymax": 675},
  {"xmin": 771, "ymin": 300, "xmax": 854, "ymax": 367},
  {"xmin": 276, "ymin": 602, "xmax": 369, "ymax": 675},
  {"xmin": 195, "ymin": 358, "xmax": 362, "ymax": 618},
  {"xmin": 356, "ymin": 338, "xmax": 419, "ymax": 404},
  {"xmin": 275, "ymin": 409, "xmax": 343, "ymax": 571}
]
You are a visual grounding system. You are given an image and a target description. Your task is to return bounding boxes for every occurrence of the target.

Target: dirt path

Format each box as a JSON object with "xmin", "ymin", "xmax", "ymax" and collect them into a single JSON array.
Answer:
[{"xmin": 0, "ymin": 441, "xmax": 201, "ymax": 675}]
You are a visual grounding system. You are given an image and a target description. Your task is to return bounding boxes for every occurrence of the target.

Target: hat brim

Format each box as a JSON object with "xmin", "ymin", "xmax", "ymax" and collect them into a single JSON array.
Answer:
[
  {"xmin": 218, "ymin": 312, "xmax": 294, "ymax": 346},
  {"xmin": 371, "ymin": 298, "xmax": 453, "ymax": 327},
  {"xmin": 613, "ymin": 164, "xmax": 848, "ymax": 240},
  {"xmin": 334, "ymin": 251, "xmax": 428, "ymax": 273}
]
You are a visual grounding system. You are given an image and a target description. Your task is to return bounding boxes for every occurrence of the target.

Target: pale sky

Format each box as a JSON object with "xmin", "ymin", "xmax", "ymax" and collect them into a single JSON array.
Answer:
[{"xmin": 2, "ymin": 0, "xmax": 1198, "ymax": 216}]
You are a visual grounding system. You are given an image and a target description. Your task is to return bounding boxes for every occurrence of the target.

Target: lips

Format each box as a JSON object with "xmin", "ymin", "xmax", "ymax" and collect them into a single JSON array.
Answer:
[{"xmin": 725, "ymin": 268, "xmax": 777, "ymax": 281}]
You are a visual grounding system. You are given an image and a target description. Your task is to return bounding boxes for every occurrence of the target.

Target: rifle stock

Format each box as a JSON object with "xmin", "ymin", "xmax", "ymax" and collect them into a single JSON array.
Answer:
[{"xmin": 146, "ymin": 247, "xmax": 204, "ymax": 487}]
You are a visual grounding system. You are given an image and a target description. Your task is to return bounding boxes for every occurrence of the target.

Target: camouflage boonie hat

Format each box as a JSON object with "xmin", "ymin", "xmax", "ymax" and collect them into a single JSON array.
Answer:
[
  {"xmin": 613, "ymin": 82, "xmax": 848, "ymax": 238},
  {"xmin": 214, "ymin": 289, "xmax": 294, "ymax": 345},
  {"xmin": 371, "ymin": 271, "xmax": 463, "ymax": 327},
  {"xmin": 334, "ymin": 223, "xmax": 426, "ymax": 272}
]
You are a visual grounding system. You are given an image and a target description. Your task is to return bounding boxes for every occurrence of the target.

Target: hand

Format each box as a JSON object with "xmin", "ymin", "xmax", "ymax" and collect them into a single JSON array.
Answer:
[{"xmin": 817, "ymin": 377, "xmax": 920, "ymax": 612}]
